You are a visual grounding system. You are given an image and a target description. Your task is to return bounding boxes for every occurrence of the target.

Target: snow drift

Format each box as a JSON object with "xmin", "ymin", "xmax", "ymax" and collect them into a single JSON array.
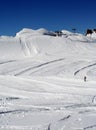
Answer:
[
  {"xmin": 0, "ymin": 28, "xmax": 96, "ymax": 130},
  {"xmin": 0, "ymin": 28, "xmax": 96, "ymax": 59}
]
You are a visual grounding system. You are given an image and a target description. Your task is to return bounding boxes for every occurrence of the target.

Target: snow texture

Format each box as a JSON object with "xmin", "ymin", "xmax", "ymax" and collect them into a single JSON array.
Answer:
[{"xmin": 0, "ymin": 28, "xmax": 96, "ymax": 129}]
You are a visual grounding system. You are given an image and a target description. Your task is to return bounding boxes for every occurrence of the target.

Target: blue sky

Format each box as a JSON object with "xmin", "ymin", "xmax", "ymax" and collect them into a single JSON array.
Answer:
[{"xmin": 0, "ymin": 0, "xmax": 96, "ymax": 36}]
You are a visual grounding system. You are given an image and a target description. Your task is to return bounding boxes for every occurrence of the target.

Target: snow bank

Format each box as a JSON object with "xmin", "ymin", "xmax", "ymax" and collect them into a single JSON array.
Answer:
[
  {"xmin": 0, "ymin": 28, "xmax": 96, "ymax": 130},
  {"xmin": 0, "ymin": 28, "xmax": 95, "ymax": 60}
]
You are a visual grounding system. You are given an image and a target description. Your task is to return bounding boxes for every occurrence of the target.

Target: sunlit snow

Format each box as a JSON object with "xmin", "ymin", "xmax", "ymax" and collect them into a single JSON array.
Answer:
[{"xmin": 0, "ymin": 28, "xmax": 96, "ymax": 130}]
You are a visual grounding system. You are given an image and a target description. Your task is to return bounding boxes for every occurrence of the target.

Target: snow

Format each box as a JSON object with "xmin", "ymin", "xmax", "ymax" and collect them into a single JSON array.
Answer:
[{"xmin": 0, "ymin": 28, "xmax": 96, "ymax": 129}]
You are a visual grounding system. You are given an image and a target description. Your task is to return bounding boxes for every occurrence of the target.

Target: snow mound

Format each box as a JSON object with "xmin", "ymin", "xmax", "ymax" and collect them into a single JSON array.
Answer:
[
  {"xmin": 0, "ymin": 28, "xmax": 96, "ymax": 130},
  {"xmin": 62, "ymin": 30, "xmax": 73, "ymax": 35},
  {"xmin": 16, "ymin": 28, "xmax": 49, "ymax": 38},
  {"xmin": 0, "ymin": 28, "xmax": 96, "ymax": 59}
]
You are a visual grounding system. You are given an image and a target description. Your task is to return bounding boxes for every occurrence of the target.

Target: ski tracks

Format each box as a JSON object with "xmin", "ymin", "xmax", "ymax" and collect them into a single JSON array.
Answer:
[
  {"xmin": 74, "ymin": 62, "xmax": 96, "ymax": 76},
  {"xmin": 47, "ymin": 115, "xmax": 71, "ymax": 130},
  {"xmin": 14, "ymin": 58, "xmax": 64, "ymax": 76}
]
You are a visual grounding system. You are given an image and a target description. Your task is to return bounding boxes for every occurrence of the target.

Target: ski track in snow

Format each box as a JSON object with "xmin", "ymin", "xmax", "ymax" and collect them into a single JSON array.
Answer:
[
  {"xmin": 74, "ymin": 62, "xmax": 96, "ymax": 76},
  {"xmin": 0, "ymin": 29, "xmax": 96, "ymax": 129},
  {"xmin": 0, "ymin": 72, "xmax": 96, "ymax": 130},
  {"xmin": 14, "ymin": 58, "xmax": 64, "ymax": 76},
  {"xmin": 0, "ymin": 59, "xmax": 96, "ymax": 130},
  {"xmin": 0, "ymin": 60, "xmax": 15, "ymax": 65}
]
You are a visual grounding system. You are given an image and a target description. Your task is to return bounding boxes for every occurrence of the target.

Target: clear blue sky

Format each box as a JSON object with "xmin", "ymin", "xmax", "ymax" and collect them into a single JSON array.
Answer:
[{"xmin": 0, "ymin": 0, "xmax": 96, "ymax": 36}]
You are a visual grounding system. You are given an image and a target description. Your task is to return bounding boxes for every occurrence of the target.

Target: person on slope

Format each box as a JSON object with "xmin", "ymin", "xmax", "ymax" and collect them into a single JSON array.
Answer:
[{"xmin": 84, "ymin": 76, "xmax": 87, "ymax": 82}]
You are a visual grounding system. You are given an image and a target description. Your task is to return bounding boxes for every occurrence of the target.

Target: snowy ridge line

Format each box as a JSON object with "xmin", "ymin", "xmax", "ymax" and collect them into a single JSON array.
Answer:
[{"xmin": 0, "ymin": 28, "xmax": 96, "ymax": 129}]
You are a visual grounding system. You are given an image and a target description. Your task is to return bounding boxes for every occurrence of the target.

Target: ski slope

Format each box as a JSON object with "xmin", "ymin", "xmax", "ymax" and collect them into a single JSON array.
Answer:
[{"xmin": 0, "ymin": 28, "xmax": 96, "ymax": 130}]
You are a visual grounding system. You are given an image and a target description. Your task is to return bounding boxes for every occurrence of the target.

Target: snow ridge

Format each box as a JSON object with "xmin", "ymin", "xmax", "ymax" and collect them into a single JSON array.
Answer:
[{"xmin": 0, "ymin": 28, "xmax": 96, "ymax": 130}]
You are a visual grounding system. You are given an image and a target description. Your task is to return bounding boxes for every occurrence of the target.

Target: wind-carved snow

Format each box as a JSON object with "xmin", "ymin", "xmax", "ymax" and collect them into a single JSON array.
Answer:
[{"xmin": 0, "ymin": 28, "xmax": 96, "ymax": 129}]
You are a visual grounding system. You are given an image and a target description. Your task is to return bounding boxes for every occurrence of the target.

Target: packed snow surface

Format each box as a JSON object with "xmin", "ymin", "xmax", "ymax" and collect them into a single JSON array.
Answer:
[{"xmin": 0, "ymin": 28, "xmax": 96, "ymax": 130}]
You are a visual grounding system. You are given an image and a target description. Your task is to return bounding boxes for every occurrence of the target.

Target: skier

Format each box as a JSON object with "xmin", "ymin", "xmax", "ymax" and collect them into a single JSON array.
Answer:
[{"xmin": 84, "ymin": 76, "xmax": 87, "ymax": 82}]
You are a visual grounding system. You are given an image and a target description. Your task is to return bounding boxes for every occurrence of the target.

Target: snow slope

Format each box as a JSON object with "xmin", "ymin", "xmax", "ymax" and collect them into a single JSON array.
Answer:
[{"xmin": 0, "ymin": 28, "xmax": 96, "ymax": 130}]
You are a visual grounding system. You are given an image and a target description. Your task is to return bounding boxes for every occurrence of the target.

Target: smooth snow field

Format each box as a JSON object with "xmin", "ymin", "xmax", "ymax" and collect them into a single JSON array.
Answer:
[{"xmin": 0, "ymin": 28, "xmax": 96, "ymax": 130}]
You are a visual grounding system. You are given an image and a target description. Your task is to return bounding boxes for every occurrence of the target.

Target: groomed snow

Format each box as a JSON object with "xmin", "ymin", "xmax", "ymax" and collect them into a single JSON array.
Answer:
[{"xmin": 0, "ymin": 28, "xmax": 96, "ymax": 130}]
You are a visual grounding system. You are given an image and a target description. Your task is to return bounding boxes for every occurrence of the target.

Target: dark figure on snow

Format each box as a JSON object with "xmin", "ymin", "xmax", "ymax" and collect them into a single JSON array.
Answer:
[{"xmin": 84, "ymin": 76, "xmax": 87, "ymax": 82}]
